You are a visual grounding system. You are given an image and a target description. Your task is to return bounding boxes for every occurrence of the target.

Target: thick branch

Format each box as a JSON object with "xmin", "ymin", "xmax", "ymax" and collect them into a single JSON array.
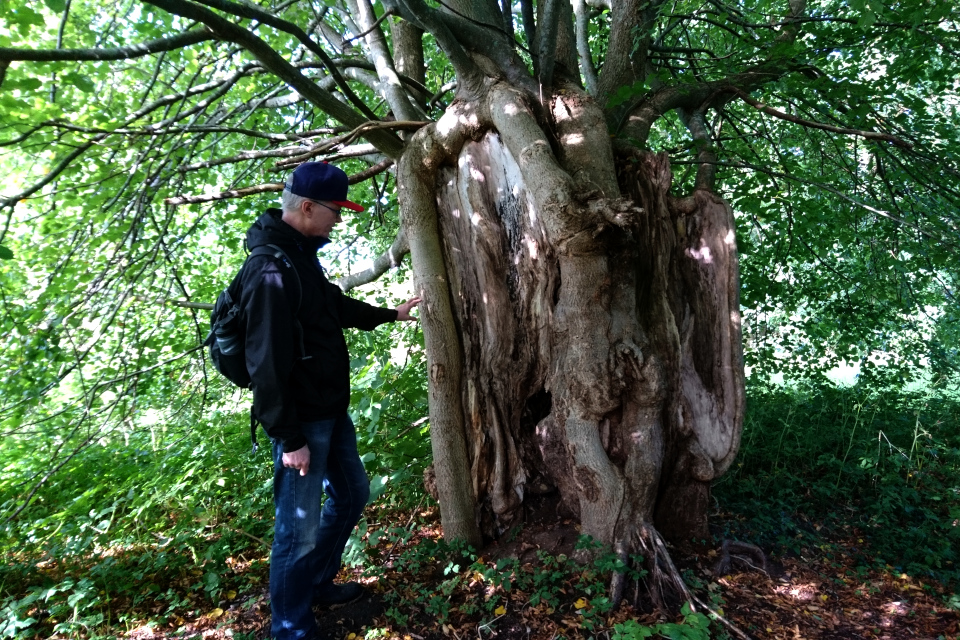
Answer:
[
  {"xmin": 620, "ymin": 68, "xmax": 781, "ymax": 144},
  {"xmin": 597, "ymin": 0, "xmax": 665, "ymax": 103},
  {"xmin": 141, "ymin": 0, "xmax": 404, "ymax": 158},
  {"xmin": 398, "ymin": 117, "xmax": 481, "ymax": 546},
  {"xmin": 190, "ymin": 0, "xmax": 380, "ymax": 122},
  {"xmin": 677, "ymin": 108, "xmax": 717, "ymax": 190},
  {"xmin": 337, "ymin": 228, "xmax": 409, "ymax": 291},
  {"xmin": 347, "ymin": 0, "xmax": 424, "ymax": 121},
  {"xmin": 537, "ymin": 0, "xmax": 561, "ymax": 90},
  {"xmin": 520, "ymin": 0, "xmax": 537, "ymax": 70},
  {"xmin": 390, "ymin": 19, "xmax": 426, "ymax": 88},
  {"xmin": 0, "ymin": 29, "xmax": 216, "ymax": 62},
  {"xmin": 396, "ymin": 0, "xmax": 485, "ymax": 99},
  {"xmin": 572, "ymin": 0, "xmax": 598, "ymax": 95}
]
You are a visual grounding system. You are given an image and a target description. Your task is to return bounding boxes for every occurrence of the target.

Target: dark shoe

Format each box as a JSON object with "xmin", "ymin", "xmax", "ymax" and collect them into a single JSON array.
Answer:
[{"xmin": 312, "ymin": 581, "xmax": 364, "ymax": 607}]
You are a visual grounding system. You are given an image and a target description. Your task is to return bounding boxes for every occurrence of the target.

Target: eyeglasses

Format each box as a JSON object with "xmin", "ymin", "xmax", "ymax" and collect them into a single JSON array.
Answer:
[{"xmin": 310, "ymin": 200, "xmax": 342, "ymax": 218}]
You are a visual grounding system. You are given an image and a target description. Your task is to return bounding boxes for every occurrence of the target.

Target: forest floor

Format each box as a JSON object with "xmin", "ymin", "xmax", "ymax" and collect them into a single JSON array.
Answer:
[{"xmin": 118, "ymin": 503, "xmax": 960, "ymax": 640}]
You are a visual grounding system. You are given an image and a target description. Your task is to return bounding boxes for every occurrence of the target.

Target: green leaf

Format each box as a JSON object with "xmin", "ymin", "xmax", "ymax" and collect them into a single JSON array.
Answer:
[
  {"xmin": 44, "ymin": 0, "xmax": 67, "ymax": 12},
  {"xmin": 62, "ymin": 72, "xmax": 95, "ymax": 93},
  {"xmin": 8, "ymin": 6, "xmax": 44, "ymax": 33},
  {"xmin": 6, "ymin": 77, "xmax": 42, "ymax": 91},
  {"xmin": 0, "ymin": 245, "xmax": 12, "ymax": 260}
]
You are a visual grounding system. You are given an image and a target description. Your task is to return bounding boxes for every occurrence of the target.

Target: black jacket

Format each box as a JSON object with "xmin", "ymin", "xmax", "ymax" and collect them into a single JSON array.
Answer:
[{"xmin": 240, "ymin": 209, "xmax": 397, "ymax": 452}]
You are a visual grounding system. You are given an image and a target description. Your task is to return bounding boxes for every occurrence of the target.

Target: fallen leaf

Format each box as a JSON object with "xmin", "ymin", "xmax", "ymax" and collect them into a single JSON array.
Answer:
[
  {"xmin": 209, "ymin": 608, "xmax": 223, "ymax": 619},
  {"xmin": 574, "ymin": 598, "xmax": 588, "ymax": 610},
  {"xmin": 494, "ymin": 605, "xmax": 506, "ymax": 615}
]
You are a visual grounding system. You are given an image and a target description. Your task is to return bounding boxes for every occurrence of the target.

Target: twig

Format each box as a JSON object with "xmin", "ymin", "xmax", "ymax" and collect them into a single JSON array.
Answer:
[
  {"xmin": 337, "ymin": 227, "xmax": 407, "ymax": 291},
  {"xmin": 163, "ymin": 182, "xmax": 283, "ymax": 206},
  {"xmin": 272, "ymin": 120, "xmax": 429, "ymax": 169},
  {"xmin": 380, "ymin": 494, "xmax": 426, "ymax": 567},
  {"xmin": 342, "ymin": 9, "xmax": 395, "ymax": 44},
  {"xmin": 345, "ymin": 157, "xmax": 394, "ymax": 185},
  {"xmin": 478, "ymin": 613, "xmax": 506, "ymax": 635},
  {"xmin": 164, "ymin": 157, "xmax": 394, "ymax": 207},
  {"xmin": 690, "ymin": 593, "xmax": 755, "ymax": 640},
  {"xmin": 170, "ymin": 300, "xmax": 215, "ymax": 310},
  {"xmin": 223, "ymin": 524, "xmax": 270, "ymax": 547}
]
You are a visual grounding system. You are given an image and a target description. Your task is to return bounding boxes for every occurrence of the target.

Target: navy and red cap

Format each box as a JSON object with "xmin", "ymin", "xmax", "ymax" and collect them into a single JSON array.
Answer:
[{"xmin": 284, "ymin": 162, "xmax": 364, "ymax": 212}]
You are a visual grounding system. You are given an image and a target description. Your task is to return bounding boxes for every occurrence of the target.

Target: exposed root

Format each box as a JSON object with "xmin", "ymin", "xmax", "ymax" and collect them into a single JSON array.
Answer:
[
  {"xmin": 609, "ymin": 538, "xmax": 629, "ymax": 608},
  {"xmin": 714, "ymin": 539, "xmax": 780, "ymax": 578},
  {"xmin": 607, "ymin": 527, "xmax": 756, "ymax": 640},
  {"xmin": 635, "ymin": 523, "xmax": 692, "ymax": 612}
]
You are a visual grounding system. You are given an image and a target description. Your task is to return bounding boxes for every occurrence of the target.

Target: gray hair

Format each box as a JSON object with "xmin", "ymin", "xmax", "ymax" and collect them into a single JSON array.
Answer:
[{"xmin": 281, "ymin": 189, "xmax": 310, "ymax": 214}]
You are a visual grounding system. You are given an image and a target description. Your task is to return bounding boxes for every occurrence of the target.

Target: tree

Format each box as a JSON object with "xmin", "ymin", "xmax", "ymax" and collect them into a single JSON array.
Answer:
[{"xmin": 2, "ymin": 0, "xmax": 958, "ymax": 604}]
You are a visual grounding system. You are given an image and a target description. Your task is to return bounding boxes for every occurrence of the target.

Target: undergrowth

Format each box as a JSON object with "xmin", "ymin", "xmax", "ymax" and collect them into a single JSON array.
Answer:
[
  {"xmin": 0, "ymin": 367, "xmax": 956, "ymax": 638},
  {"xmin": 714, "ymin": 376, "xmax": 960, "ymax": 588},
  {"xmin": 361, "ymin": 531, "xmax": 715, "ymax": 639}
]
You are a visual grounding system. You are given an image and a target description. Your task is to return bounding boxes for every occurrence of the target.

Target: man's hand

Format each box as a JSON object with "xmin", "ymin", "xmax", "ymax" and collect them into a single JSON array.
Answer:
[
  {"xmin": 282, "ymin": 444, "xmax": 311, "ymax": 476},
  {"xmin": 395, "ymin": 296, "xmax": 421, "ymax": 322}
]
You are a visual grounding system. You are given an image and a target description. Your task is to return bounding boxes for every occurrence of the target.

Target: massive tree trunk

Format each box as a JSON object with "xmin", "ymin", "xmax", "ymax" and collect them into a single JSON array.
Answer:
[{"xmin": 400, "ymin": 79, "xmax": 745, "ymax": 552}]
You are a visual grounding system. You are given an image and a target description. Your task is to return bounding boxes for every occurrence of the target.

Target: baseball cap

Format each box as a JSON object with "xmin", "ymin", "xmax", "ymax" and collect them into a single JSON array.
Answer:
[{"xmin": 284, "ymin": 162, "xmax": 364, "ymax": 212}]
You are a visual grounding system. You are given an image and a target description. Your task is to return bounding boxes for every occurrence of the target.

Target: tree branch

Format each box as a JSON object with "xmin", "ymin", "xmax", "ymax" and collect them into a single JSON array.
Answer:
[
  {"xmin": 396, "ymin": 0, "xmax": 485, "ymax": 98},
  {"xmin": 343, "ymin": 8, "xmax": 396, "ymax": 44},
  {"xmin": 733, "ymin": 89, "xmax": 912, "ymax": 149},
  {"xmin": 272, "ymin": 120, "xmax": 428, "ymax": 169},
  {"xmin": 677, "ymin": 159, "xmax": 951, "ymax": 244},
  {"xmin": 337, "ymin": 228, "xmax": 409, "ymax": 291},
  {"xmin": 572, "ymin": 0, "xmax": 598, "ymax": 95},
  {"xmin": 141, "ymin": 0, "xmax": 405, "ymax": 158},
  {"xmin": 677, "ymin": 108, "xmax": 717, "ymax": 190},
  {"xmin": 164, "ymin": 157, "xmax": 394, "ymax": 206},
  {"xmin": 0, "ymin": 29, "xmax": 217, "ymax": 62},
  {"xmin": 189, "ymin": 0, "xmax": 381, "ymax": 122},
  {"xmin": 537, "ymin": 0, "xmax": 561, "ymax": 91},
  {"xmin": 347, "ymin": 0, "xmax": 424, "ymax": 121},
  {"xmin": 520, "ymin": 0, "xmax": 538, "ymax": 70}
]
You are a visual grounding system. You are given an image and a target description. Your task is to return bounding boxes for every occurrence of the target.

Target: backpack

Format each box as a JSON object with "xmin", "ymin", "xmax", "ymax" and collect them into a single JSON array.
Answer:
[{"xmin": 204, "ymin": 244, "xmax": 304, "ymax": 452}]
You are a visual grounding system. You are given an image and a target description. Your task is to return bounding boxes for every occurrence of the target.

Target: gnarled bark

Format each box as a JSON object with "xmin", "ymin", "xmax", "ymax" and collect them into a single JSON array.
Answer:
[{"xmin": 405, "ymin": 79, "xmax": 744, "ymax": 555}]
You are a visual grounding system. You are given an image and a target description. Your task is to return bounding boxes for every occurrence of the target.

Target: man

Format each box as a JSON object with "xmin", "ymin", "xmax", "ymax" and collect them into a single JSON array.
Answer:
[{"xmin": 238, "ymin": 162, "xmax": 419, "ymax": 640}]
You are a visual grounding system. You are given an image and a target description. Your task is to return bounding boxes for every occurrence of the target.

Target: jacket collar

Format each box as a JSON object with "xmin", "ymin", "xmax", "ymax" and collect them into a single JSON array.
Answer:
[{"xmin": 247, "ymin": 208, "xmax": 330, "ymax": 254}]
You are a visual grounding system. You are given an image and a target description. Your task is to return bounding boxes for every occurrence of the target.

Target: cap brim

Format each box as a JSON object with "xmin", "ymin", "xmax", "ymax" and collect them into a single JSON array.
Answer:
[{"xmin": 331, "ymin": 200, "xmax": 364, "ymax": 212}]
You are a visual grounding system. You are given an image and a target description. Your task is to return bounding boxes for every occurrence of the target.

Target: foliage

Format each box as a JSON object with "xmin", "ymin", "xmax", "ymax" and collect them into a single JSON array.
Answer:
[
  {"xmin": 612, "ymin": 603, "xmax": 711, "ymax": 640},
  {"xmin": 714, "ymin": 379, "xmax": 960, "ymax": 586}
]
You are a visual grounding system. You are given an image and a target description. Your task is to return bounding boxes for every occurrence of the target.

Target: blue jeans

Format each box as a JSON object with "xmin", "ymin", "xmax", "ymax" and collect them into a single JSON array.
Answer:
[{"xmin": 269, "ymin": 414, "xmax": 370, "ymax": 640}]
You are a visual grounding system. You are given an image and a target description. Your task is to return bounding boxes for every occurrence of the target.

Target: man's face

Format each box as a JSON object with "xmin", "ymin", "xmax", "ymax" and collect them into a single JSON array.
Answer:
[{"xmin": 307, "ymin": 200, "xmax": 343, "ymax": 238}]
